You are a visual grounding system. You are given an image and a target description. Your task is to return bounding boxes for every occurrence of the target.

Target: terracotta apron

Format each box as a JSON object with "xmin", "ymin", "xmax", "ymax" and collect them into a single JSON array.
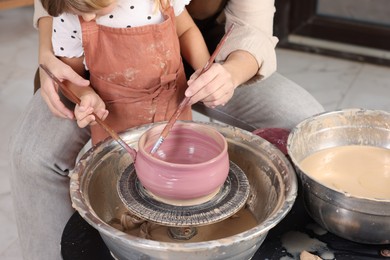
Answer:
[{"xmin": 80, "ymin": 7, "xmax": 192, "ymax": 145}]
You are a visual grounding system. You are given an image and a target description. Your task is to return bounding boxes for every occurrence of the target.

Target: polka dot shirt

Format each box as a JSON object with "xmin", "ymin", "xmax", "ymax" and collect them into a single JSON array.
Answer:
[{"xmin": 52, "ymin": 0, "xmax": 190, "ymax": 59}]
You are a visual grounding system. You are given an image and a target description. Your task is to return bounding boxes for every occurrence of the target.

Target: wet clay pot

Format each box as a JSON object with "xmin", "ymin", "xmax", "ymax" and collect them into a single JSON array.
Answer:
[{"xmin": 135, "ymin": 122, "xmax": 229, "ymax": 200}]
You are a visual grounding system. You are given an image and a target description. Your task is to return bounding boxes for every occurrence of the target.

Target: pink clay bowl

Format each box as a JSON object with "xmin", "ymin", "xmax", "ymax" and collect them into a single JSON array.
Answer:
[{"xmin": 135, "ymin": 122, "xmax": 229, "ymax": 201}]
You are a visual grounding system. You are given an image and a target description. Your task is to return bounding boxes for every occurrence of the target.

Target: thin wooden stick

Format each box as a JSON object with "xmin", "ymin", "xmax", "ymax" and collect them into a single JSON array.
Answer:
[
  {"xmin": 150, "ymin": 24, "xmax": 235, "ymax": 154},
  {"xmin": 39, "ymin": 64, "xmax": 137, "ymax": 160}
]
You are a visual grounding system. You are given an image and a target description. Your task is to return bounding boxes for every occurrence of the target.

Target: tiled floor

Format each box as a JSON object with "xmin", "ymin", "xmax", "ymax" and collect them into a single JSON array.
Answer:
[{"xmin": 1, "ymin": 6, "xmax": 390, "ymax": 260}]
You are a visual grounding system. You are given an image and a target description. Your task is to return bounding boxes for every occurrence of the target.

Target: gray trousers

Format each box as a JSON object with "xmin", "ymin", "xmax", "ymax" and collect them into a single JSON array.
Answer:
[{"xmin": 9, "ymin": 72, "xmax": 324, "ymax": 260}]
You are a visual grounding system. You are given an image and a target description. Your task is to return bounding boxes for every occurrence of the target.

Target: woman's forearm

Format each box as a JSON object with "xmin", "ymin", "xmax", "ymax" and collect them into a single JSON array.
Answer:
[
  {"xmin": 216, "ymin": 0, "xmax": 278, "ymax": 80},
  {"xmin": 222, "ymin": 50, "xmax": 258, "ymax": 88}
]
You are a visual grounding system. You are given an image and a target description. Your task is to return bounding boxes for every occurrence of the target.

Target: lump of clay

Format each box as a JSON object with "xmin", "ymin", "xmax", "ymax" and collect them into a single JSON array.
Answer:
[{"xmin": 300, "ymin": 251, "xmax": 322, "ymax": 260}]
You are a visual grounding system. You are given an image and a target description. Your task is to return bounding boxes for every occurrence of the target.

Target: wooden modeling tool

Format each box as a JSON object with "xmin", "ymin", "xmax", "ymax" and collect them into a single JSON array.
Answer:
[
  {"xmin": 39, "ymin": 64, "xmax": 137, "ymax": 160},
  {"xmin": 150, "ymin": 23, "xmax": 235, "ymax": 155}
]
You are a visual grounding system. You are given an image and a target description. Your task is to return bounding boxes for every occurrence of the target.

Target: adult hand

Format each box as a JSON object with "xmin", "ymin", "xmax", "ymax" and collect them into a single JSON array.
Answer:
[
  {"xmin": 39, "ymin": 54, "xmax": 90, "ymax": 119},
  {"xmin": 186, "ymin": 63, "xmax": 236, "ymax": 108}
]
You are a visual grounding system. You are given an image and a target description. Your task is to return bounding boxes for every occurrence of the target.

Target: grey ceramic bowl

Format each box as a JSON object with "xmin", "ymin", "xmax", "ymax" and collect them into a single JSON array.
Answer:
[{"xmin": 287, "ymin": 108, "xmax": 390, "ymax": 244}]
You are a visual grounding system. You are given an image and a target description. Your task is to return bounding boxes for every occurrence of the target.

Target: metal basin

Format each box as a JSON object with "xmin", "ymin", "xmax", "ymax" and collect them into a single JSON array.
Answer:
[
  {"xmin": 70, "ymin": 121, "xmax": 297, "ymax": 259},
  {"xmin": 287, "ymin": 109, "xmax": 390, "ymax": 244}
]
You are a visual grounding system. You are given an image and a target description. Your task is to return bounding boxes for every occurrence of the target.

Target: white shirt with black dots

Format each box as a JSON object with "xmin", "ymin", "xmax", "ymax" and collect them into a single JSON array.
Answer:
[{"xmin": 52, "ymin": 0, "xmax": 190, "ymax": 59}]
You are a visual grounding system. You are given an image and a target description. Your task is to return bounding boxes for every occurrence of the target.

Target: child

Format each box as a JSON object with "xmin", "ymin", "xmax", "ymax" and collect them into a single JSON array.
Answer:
[{"xmin": 40, "ymin": 0, "xmax": 210, "ymax": 144}]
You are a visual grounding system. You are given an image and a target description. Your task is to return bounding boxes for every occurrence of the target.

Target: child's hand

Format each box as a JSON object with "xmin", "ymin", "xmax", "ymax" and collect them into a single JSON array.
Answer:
[
  {"xmin": 186, "ymin": 63, "xmax": 235, "ymax": 108},
  {"xmin": 74, "ymin": 93, "xmax": 109, "ymax": 128}
]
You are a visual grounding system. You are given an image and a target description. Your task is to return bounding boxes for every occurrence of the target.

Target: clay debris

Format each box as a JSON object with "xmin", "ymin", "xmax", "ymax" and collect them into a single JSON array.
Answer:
[{"xmin": 300, "ymin": 251, "xmax": 322, "ymax": 260}]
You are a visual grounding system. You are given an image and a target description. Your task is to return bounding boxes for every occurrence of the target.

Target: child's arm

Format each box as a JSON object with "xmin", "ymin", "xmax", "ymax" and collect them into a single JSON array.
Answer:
[
  {"xmin": 38, "ymin": 16, "xmax": 90, "ymax": 119},
  {"xmin": 175, "ymin": 9, "xmax": 257, "ymax": 109},
  {"xmin": 175, "ymin": 8, "xmax": 210, "ymax": 71},
  {"xmin": 60, "ymin": 56, "xmax": 109, "ymax": 128}
]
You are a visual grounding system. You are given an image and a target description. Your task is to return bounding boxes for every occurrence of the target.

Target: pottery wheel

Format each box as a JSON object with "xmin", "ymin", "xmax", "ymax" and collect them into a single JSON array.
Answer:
[{"xmin": 117, "ymin": 161, "xmax": 250, "ymax": 227}]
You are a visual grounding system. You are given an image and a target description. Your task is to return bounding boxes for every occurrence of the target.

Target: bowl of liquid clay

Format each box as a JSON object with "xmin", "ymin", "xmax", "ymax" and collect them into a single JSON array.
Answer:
[
  {"xmin": 134, "ymin": 121, "xmax": 229, "ymax": 204},
  {"xmin": 287, "ymin": 108, "xmax": 390, "ymax": 245}
]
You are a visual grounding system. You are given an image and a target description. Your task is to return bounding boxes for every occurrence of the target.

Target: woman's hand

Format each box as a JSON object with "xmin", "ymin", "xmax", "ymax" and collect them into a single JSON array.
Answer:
[
  {"xmin": 74, "ymin": 92, "xmax": 109, "ymax": 128},
  {"xmin": 186, "ymin": 63, "xmax": 236, "ymax": 108},
  {"xmin": 39, "ymin": 54, "xmax": 90, "ymax": 119}
]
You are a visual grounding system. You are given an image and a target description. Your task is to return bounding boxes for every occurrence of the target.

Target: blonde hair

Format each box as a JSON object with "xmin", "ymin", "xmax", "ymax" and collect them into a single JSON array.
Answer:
[
  {"xmin": 41, "ymin": 0, "xmax": 170, "ymax": 17},
  {"xmin": 154, "ymin": 0, "xmax": 170, "ymax": 12},
  {"xmin": 41, "ymin": 0, "xmax": 114, "ymax": 16}
]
